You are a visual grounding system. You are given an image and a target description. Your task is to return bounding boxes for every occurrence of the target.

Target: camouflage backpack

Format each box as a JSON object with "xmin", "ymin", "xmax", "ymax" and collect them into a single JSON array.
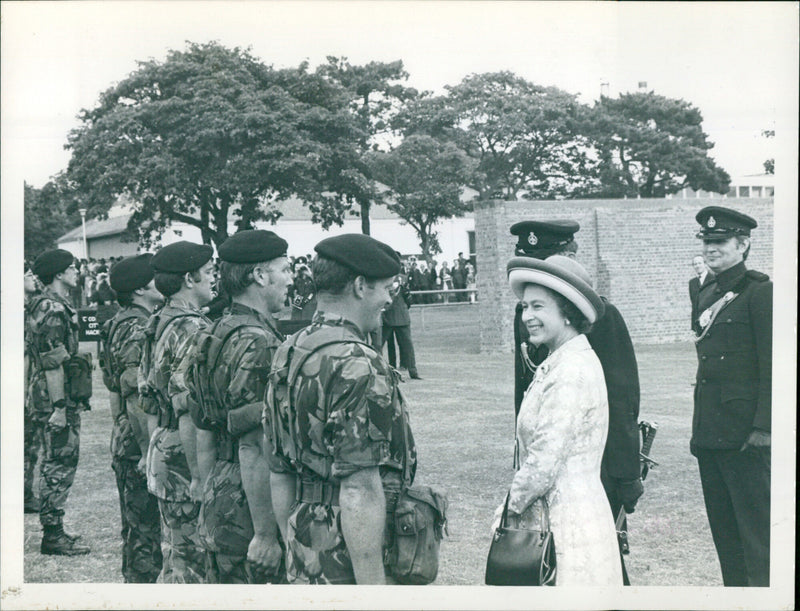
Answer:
[
  {"xmin": 188, "ymin": 314, "xmax": 265, "ymax": 430},
  {"xmin": 138, "ymin": 311, "xmax": 197, "ymax": 417},
  {"xmin": 99, "ymin": 309, "xmax": 144, "ymax": 393}
]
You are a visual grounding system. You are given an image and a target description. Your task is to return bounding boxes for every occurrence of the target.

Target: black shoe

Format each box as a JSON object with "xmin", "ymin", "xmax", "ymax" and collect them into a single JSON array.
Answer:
[
  {"xmin": 408, "ymin": 370, "xmax": 422, "ymax": 380},
  {"xmin": 24, "ymin": 498, "xmax": 40, "ymax": 514},
  {"xmin": 41, "ymin": 532, "xmax": 90, "ymax": 556}
]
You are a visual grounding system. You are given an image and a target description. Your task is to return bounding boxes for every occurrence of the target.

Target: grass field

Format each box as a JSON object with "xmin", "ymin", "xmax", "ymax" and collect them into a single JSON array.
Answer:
[{"xmin": 24, "ymin": 303, "xmax": 722, "ymax": 586}]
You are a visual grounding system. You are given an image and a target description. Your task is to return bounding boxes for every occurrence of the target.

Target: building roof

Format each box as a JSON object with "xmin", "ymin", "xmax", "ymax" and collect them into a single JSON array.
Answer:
[{"xmin": 58, "ymin": 213, "xmax": 134, "ymax": 241}]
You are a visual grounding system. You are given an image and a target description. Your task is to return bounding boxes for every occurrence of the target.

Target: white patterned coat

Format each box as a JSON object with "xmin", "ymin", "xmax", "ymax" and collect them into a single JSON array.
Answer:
[{"xmin": 507, "ymin": 334, "xmax": 622, "ymax": 586}]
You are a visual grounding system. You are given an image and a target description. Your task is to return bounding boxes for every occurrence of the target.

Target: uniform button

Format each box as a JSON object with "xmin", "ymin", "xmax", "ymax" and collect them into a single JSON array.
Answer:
[
  {"xmin": 701, "ymin": 379, "xmax": 707, "ymax": 384},
  {"xmin": 720, "ymin": 355, "xmax": 725, "ymax": 360},
  {"xmin": 701, "ymin": 355, "xmax": 707, "ymax": 360},
  {"xmin": 726, "ymin": 318, "xmax": 732, "ymax": 323}
]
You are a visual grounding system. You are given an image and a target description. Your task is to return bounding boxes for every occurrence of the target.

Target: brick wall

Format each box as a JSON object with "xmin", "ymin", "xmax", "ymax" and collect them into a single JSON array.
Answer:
[{"xmin": 476, "ymin": 198, "xmax": 774, "ymax": 352}]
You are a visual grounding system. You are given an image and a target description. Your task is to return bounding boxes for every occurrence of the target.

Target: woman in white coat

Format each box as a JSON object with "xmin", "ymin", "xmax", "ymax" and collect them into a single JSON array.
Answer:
[{"xmin": 499, "ymin": 255, "xmax": 623, "ymax": 586}]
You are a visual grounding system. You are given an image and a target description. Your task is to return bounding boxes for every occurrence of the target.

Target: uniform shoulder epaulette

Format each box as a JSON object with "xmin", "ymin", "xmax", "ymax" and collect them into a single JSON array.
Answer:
[{"xmin": 746, "ymin": 270, "xmax": 770, "ymax": 282}]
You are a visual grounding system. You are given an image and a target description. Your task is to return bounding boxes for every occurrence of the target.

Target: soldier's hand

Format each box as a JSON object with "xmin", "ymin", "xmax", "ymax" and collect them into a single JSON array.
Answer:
[
  {"xmin": 247, "ymin": 534, "xmax": 283, "ymax": 574},
  {"xmin": 189, "ymin": 478, "xmax": 203, "ymax": 503},
  {"xmin": 48, "ymin": 406, "xmax": 67, "ymax": 431},
  {"xmin": 741, "ymin": 429, "xmax": 771, "ymax": 451},
  {"xmin": 617, "ymin": 478, "xmax": 644, "ymax": 513},
  {"xmin": 137, "ymin": 456, "xmax": 147, "ymax": 476}
]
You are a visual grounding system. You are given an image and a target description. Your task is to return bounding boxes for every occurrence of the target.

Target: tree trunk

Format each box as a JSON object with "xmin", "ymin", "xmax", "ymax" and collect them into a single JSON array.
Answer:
[{"xmin": 359, "ymin": 197, "xmax": 371, "ymax": 235}]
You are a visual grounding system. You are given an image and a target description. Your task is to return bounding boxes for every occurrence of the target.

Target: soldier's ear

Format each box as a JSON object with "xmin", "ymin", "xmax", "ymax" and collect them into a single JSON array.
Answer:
[{"xmin": 352, "ymin": 275, "xmax": 367, "ymax": 299}]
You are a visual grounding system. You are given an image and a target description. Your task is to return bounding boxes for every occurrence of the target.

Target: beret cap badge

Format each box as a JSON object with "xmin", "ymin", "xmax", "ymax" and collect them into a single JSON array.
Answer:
[
  {"xmin": 527, "ymin": 232, "xmax": 538, "ymax": 246},
  {"xmin": 707, "ymin": 216, "xmax": 716, "ymax": 228}
]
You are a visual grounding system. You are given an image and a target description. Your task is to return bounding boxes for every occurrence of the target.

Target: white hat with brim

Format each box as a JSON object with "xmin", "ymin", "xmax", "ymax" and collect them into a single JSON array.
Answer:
[{"xmin": 507, "ymin": 255, "xmax": 605, "ymax": 323}]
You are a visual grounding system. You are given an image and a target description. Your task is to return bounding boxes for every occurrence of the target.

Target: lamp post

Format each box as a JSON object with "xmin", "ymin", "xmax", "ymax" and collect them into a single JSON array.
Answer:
[{"xmin": 78, "ymin": 208, "xmax": 88, "ymax": 259}]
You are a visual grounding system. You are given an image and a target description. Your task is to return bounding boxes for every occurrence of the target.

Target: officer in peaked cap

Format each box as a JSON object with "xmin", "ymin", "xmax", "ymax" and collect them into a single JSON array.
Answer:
[
  {"xmin": 510, "ymin": 220, "xmax": 581, "ymax": 258},
  {"xmin": 691, "ymin": 205, "xmax": 771, "ymax": 587},
  {"xmin": 695, "ymin": 206, "xmax": 758, "ymax": 239},
  {"xmin": 510, "ymin": 219, "xmax": 642, "ymax": 585}
]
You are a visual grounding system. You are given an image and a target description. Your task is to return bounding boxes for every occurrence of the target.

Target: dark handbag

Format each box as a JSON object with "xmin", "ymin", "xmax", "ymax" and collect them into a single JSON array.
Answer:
[{"xmin": 485, "ymin": 494, "xmax": 556, "ymax": 586}]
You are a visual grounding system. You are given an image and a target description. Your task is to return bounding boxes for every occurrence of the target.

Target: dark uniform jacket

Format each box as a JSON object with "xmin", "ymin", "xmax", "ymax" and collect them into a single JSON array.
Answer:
[
  {"xmin": 691, "ymin": 262, "xmax": 772, "ymax": 453},
  {"xmin": 515, "ymin": 297, "xmax": 641, "ymax": 484},
  {"xmin": 689, "ymin": 272, "xmax": 715, "ymax": 335},
  {"xmin": 383, "ymin": 277, "xmax": 412, "ymax": 327}
]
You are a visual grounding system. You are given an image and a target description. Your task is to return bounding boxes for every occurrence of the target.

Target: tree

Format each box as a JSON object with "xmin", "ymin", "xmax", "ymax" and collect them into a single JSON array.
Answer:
[
  {"xmin": 396, "ymin": 71, "xmax": 592, "ymax": 200},
  {"xmin": 316, "ymin": 57, "xmax": 419, "ymax": 234},
  {"xmin": 368, "ymin": 135, "xmax": 476, "ymax": 263},
  {"xmin": 64, "ymin": 42, "xmax": 369, "ymax": 248},
  {"xmin": 24, "ymin": 180, "xmax": 78, "ymax": 260},
  {"xmin": 579, "ymin": 92, "xmax": 730, "ymax": 198}
]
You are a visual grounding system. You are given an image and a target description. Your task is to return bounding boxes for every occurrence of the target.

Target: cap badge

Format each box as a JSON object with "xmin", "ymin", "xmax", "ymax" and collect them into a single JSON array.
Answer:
[
  {"xmin": 707, "ymin": 216, "xmax": 716, "ymax": 228},
  {"xmin": 527, "ymin": 232, "xmax": 538, "ymax": 246}
]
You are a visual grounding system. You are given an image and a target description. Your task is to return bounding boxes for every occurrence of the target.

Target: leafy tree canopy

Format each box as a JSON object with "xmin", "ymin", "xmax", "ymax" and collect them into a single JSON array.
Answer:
[
  {"xmin": 65, "ymin": 42, "xmax": 369, "ymax": 248},
  {"xmin": 24, "ymin": 179, "xmax": 78, "ymax": 260},
  {"xmin": 316, "ymin": 57, "xmax": 420, "ymax": 233},
  {"xmin": 368, "ymin": 134, "xmax": 476, "ymax": 263},
  {"xmin": 396, "ymin": 71, "xmax": 592, "ymax": 200},
  {"xmin": 579, "ymin": 91, "xmax": 730, "ymax": 198}
]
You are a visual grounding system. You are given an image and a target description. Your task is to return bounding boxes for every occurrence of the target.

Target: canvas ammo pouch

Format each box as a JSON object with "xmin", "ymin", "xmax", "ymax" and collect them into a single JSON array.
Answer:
[
  {"xmin": 64, "ymin": 352, "xmax": 93, "ymax": 402},
  {"xmin": 386, "ymin": 484, "xmax": 448, "ymax": 585}
]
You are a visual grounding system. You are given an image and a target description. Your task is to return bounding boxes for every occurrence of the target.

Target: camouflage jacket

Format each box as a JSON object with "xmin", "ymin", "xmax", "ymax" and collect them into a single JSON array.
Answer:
[
  {"xmin": 266, "ymin": 311, "xmax": 416, "ymax": 482},
  {"xmin": 264, "ymin": 311, "xmax": 416, "ymax": 583},
  {"xmin": 142, "ymin": 298, "xmax": 210, "ymax": 501},
  {"xmin": 26, "ymin": 288, "xmax": 80, "ymax": 416},
  {"xmin": 101, "ymin": 304, "xmax": 150, "ymax": 461},
  {"xmin": 184, "ymin": 302, "xmax": 284, "ymax": 554}
]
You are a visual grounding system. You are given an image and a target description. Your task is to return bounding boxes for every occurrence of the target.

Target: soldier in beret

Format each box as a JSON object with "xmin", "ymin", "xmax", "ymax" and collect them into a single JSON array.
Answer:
[
  {"xmin": 182, "ymin": 230, "xmax": 291, "ymax": 583},
  {"xmin": 138, "ymin": 240, "xmax": 214, "ymax": 582},
  {"xmin": 691, "ymin": 206, "xmax": 771, "ymax": 586},
  {"xmin": 27, "ymin": 249, "xmax": 91, "ymax": 555},
  {"xmin": 99, "ymin": 255, "xmax": 164, "ymax": 581},
  {"xmin": 265, "ymin": 234, "xmax": 417, "ymax": 584},
  {"xmin": 509, "ymin": 220, "xmax": 642, "ymax": 584}
]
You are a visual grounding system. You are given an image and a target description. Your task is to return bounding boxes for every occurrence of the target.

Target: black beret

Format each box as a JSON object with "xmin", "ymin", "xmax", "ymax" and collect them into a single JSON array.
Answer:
[
  {"xmin": 151, "ymin": 241, "xmax": 214, "ymax": 273},
  {"xmin": 695, "ymin": 206, "xmax": 757, "ymax": 239},
  {"xmin": 510, "ymin": 220, "xmax": 580, "ymax": 258},
  {"xmin": 33, "ymin": 249, "xmax": 74, "ymax": 278},
  {"xmin": 314, "ymin": 233, "xmax": 401, "ymax": 279},
  {"xmin": 109, "ymin": 254, "xmax": 155, "ymax": 293},
  {"xmin": 218, "ymin": 230, "xmax": 288, "ymax": 263}
]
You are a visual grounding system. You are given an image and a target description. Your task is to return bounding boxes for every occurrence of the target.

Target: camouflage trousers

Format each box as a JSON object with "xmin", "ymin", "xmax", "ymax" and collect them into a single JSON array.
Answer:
[
  {"xmin": 112, "ymin": 458, "xmax": 162, "ymax": 583},
  {"xmin": 156, "ymin": 497, "xmax": 206, "ymax": 583},
  {"xmin": 24, "ymin": 417, "xmax": 45, "ymax": 503},
  {"xmin": 39, "ymin": 409, "xmax": 81, "ymax": 527}
]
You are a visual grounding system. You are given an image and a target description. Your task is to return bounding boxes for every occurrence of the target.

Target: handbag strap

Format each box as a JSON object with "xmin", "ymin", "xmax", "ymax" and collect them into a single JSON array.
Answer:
[{"xmin": 500, "ymin": 492, "xmax": 550, "ymax": 531}]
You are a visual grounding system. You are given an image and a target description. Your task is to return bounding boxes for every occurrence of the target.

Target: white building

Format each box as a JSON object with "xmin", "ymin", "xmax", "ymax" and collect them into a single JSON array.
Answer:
[{"xmin": 57, "ymin": 192, "xmax": 477, "ymax": 265}]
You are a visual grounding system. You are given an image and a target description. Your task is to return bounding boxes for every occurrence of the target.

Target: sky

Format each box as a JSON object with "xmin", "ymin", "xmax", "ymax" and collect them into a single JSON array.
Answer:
[{"xmin": 2, "ymin": 1, "xmax": 798, "ymax": 189}]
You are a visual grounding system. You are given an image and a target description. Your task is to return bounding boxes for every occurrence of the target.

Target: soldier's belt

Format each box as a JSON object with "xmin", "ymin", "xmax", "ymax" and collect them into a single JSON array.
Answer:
[{"xmin": 295, "ymin": 477, "xmax": 340, "ymax": 506}]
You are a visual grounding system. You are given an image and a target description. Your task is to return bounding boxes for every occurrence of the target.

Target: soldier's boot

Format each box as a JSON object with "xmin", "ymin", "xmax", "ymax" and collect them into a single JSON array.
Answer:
[{"xmin": 41, "ymin": 524, "xmax": 90, "ymax": 556}]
